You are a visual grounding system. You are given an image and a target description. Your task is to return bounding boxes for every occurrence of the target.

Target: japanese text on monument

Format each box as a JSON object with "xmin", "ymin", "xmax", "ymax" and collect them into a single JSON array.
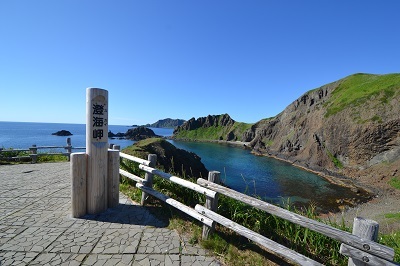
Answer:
[{"xmin": 92, "ymin": 103, "xmax": 108, "ymax": 142}]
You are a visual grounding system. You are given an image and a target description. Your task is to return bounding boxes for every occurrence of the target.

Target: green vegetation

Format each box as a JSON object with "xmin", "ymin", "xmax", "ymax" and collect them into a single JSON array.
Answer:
[
  {"xmin": 119, "ymin": 158, "xmax": 400, "ymax": 265},
  {"xmin": 380, "ymin": 232, "xmax": 400, "ymax": 262},
  {"xmin": 0, "ymin": 148, "xmax": 68, "ymax": 164},
  {"xmin": 174, "ymin": 121, "xmax": 252, "ymax": 141},
  {"xmin": 0, "ymin": 149, "xmax": 30, "ymax": 164},
  {"xmin": 122, "ymin": 137, "xmax": 163, "ymax": 156},
  {"xmin": 371, "ymin": 115, "xmax": 383, "ymax": 123},
  {"xmin": 143, "ymin": 118, "xmax": 185, "ymax": 128},
  {"xmin": 324, "ymin": 73, "xmax": 400, "ymax": 117},
  {"xmin": 389, "ymin": 177, "xmax": 400, "ymax": 190},
  {"xmin": 37, "ymin": 154, "xmax": 68, "ymax": 163},
  {"xmin": 385, "ymin": 213, "xmax": 400, "ymax": 220},
  {"xmin": 323, "ymin": 145, "xmax": 343, "ymax": 169}
]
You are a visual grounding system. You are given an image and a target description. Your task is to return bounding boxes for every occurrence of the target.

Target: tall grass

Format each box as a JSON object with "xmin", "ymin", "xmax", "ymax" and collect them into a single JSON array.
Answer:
[{"xmin": 120, "ymin": 158, "xmax": 400, "ymax": 265}]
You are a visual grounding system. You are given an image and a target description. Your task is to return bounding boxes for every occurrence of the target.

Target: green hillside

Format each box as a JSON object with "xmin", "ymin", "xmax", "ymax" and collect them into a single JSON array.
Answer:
[
  {"xmin": 174, "ymin": 121, "xmax": 252, "ymax": 141},
  {"xmin": 324, "ymin": 73, "xmax": 400, "ymax": 117}
]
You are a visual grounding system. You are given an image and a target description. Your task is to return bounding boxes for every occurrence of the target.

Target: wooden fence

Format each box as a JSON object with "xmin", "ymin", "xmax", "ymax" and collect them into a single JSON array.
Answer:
[
  {"xmin": 0, "ymin": 138, "xmax": 85, "ymax": 163},
  {"xmin": 118, "ymin": 151, "xmax": 398, "ymax": 265}
]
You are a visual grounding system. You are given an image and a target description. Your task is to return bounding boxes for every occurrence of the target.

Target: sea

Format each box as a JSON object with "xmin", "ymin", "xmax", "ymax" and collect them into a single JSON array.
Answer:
[{"xmin": 0, "ymin": 121, "xmax": 369, "ymax": 212}]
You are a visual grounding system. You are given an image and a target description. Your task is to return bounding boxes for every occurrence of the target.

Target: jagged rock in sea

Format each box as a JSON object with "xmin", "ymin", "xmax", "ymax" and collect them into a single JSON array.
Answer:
[{"xmin": 108, "ymin": 131, "xmax": 125, "ymax": 138}]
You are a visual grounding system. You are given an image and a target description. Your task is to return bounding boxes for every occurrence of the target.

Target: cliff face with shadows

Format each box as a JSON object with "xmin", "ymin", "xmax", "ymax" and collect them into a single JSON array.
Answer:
[{"xmin": 246, "ymin": 73, "xmax": 400, "ymax": 186}]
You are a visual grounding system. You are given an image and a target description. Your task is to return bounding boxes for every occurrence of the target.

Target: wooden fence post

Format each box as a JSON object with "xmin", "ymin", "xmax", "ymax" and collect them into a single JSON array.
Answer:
[
  {"xmin": 30, "ymin": 144, "xmax": 37, "ymax": 163},
  {"xmin": 348, "ymin": 217, "xmax": 379, "ymax": 266},
  {"xmin": 86, "ymin": 88, "xmax": 109, "ymax": 214},
  {"xmin": 107, "ymin": 146, "xmax": 120, "ymax": 208},
  {"xmin": 112, "ymin": 145, "xmax": 120, "ymax": 151},
  {"xmin": 202, "ymin": 171, "xmax": 220, "ymax": 240},
  {"xmin": 71, "ymin": 152, "xmax": 87, "ymax": 218},
  {"xmin": 66, "ymin": 138, "xmax": 72, "ymax": 161},
  {"xmin": 141, "ymin": 154, "xmax": 157, "ymax": 206}
]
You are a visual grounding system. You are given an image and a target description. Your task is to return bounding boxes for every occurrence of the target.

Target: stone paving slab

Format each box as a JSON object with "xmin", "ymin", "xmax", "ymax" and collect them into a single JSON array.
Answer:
[{"xmin": 0, "ymin": 162, "xmax": 222, "ymax": 265}]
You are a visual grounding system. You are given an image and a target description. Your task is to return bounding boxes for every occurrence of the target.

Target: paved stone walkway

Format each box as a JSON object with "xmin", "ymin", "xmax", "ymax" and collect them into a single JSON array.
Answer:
[{"xmin": 0, "ymin": 162, "xmax": 221, "ymax": 265}]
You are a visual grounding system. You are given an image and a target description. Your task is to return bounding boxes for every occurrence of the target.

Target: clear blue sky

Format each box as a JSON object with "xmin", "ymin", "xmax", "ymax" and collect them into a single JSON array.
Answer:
[{"xmin": 1, "ymin": 1, "xmax": 399, "ymax": 125}]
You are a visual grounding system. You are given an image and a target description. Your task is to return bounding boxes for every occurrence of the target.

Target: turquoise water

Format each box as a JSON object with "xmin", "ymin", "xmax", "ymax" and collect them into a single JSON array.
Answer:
[
  {"xmin": 169, "ymin": 141, "xmax": 370, "ymax": 212},
  {"xmin": 0, "ymin": 121, "xmax": 369, "ymax": 212}
]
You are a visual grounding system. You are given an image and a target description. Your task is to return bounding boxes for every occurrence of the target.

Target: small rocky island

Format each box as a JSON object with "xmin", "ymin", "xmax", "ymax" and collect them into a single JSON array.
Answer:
[
  {"xmin": 52, "ymin": 130, "xmax": 73, "ymax": 136},
  {"xmin": 109, "ymin": 126, "xmax": 161, "ymax": 141}
]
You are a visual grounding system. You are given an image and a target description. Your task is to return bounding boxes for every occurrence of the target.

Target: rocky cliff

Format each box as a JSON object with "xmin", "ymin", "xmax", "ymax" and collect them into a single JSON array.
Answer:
[
  {"xmin": 143, "ymin": 118, "xmax": 186, "ymax": 128},
  {"xmin": 173, "ymin": 114, "xmax": 251, "ymax": 141},
  {"xmin": 109, "ymin": 126, "xmax": 160, "ymax": 141},
  {"xmin": 247, "ymin": 73, "xmax": 400, "ymax": 189},
  {"xmin": 122, "ymin": 138, "xmax": 209, "ymax": 179}
]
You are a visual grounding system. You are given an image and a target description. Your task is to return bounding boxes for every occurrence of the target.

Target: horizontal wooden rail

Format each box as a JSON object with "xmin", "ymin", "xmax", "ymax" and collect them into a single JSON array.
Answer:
[
  {"xmin": 340, "ymin": 244, "xmax": 399, "ymax": 266},
  {"xmin": 10, "ymin": 156, "xmax": 30, "ymax": 160},
  {"xmin": 0, "ymin": 148, "xmax": 30, "ymax": 152},
  {"xmin": 136, "ymin": 183, "xmax": 214, "ymax": 227},
  {"xmin": 0, "ymin": 139, "xmax": 86, "ymax": 163},
  {"xmin": 197, "ymin": 178, "xmax": 395, "ymax": 262},
  {"xmin": 119, "ymin": 169, "xmax": 146, "ymax": 184},
  {"xmin": 139, "ymin": 164, "xmax": 216, "ymax": 199},
  {"xmin": 37, "ymin": 152, "xmax": 68, "ymax": 156},
  {"xmin": 36, "ymin": 146, "xmax": 67, "ymax": 149},
  {"xmin": 195, "ymin": 205, "xmax": 322, "ymax": 266},
  {"xmin": 119, "ymin": 152, "xmax": 150, "ymax": 166}
]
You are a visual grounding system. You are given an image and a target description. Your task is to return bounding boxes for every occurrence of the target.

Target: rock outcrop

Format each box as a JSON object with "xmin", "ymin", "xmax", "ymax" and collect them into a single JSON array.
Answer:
[
  {"xmin": 143, "ymin": 118, "xmax": 186, "ymax": 128},
  {"xmin": 175, "ymin": 114, "xmax": 235, "ymax": 132},
  {"xmin": 109, "ymin": 127, "xmax": 160, "ymax": 141},
  {"xmin": 52, "ymin": 130, "xmax": 72, "ymax": 136},
  {"xmin": 125, "ymin": 127, "xmax": 160, "ymax": 141},
  {"xmin": 122, "ymin": 138, "xmax": 208, "ymax": 178},
  {"xmin": 173, "ymin": 114, "xmax": 250, "ymax": 141}
]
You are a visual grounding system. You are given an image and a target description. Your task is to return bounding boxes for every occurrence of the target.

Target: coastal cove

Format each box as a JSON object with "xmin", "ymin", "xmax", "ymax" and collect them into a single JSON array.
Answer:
[{"xmin": 0, "ymin": 121, "xmax": 370, "ymax": 213}]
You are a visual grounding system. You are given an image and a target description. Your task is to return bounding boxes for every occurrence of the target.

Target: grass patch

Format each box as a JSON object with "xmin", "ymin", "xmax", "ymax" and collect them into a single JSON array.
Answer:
[
  {"xmin": 37, "ymin": 154, "xmax": 68, "ymax": 163},
  {"xmin": 389, "ymin": 177, "xmax": 400, "ymax": 190},
  {"xmin": 385, "ymin": 213, "xmax": 400, "ymax": 219},
  {"xmin": 324, "ymin": 73, "xmax": 400, "ymax": 117},
  {"xmin": 325, "ymin": 147, "xmax": 343, "ymax": 169},
  {"xmin": 380, "ymin": 231, "xmax": 400, "ymax": 263}
]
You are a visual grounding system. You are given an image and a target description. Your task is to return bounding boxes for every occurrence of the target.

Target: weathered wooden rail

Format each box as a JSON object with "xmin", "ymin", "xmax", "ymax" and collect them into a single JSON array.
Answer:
[
  {"xmin": 0, "ymin": 138, "xmax": 85, "ymax": 163},
  {"xmin": 119, "ymin": 151, "xmax": 398, "ymax": 265}
]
